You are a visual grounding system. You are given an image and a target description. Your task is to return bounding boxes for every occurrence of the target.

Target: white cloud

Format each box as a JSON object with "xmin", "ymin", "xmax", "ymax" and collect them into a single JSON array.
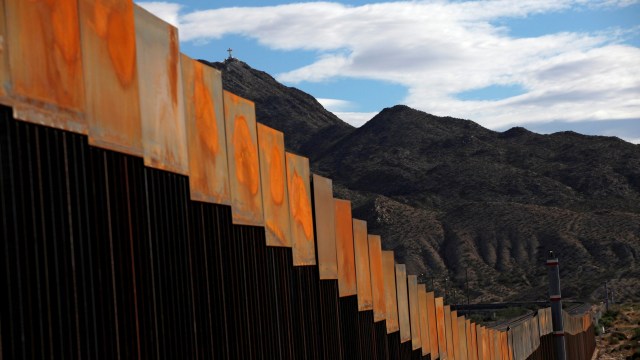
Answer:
[
  {"xmin": 137, "ymin": 2, "xmax": 182, "ymax": 27},
  {"xmin": 333, "ymin": 112, "xmax": 379, "ymax": 127},
  {"xmin": 316, "ymin": 98, "xmax": 354, "ymax": 112},
  {"xmin": 139, "ymin": 0, "xmax": 640, "ymax": 131}
]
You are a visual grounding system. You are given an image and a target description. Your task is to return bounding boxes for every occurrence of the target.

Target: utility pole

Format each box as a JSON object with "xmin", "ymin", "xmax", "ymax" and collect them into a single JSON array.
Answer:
[
  {"xmin": 444, "ymin": 277, "xmax": 449, "ymax": 303},
  {"xmin": 466, "ymin": 268, "xmax": 470, "ymax": 305},
  {"xmin": 611, "ymin": 289, "xmax": 615, "ymax": 306},
  {"xmin": 604, "ymin": 282, "xmax": 609, "ymax": 311},
  {"xmin": 547, "ymin": 251, "xmax": 566, "ymax": 360}
]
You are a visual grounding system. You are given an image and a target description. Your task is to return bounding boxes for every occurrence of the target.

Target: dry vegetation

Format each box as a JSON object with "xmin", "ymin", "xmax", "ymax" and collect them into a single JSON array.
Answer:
[{"xmin": 596, "ymin": 303, "xmax": 640, "ymax": 359}]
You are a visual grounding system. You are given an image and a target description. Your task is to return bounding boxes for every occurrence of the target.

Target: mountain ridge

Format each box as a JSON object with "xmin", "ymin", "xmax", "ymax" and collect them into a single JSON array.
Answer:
[{"xmin": 207, "ymin": 59, "xmax": 640, "ymax": 303}]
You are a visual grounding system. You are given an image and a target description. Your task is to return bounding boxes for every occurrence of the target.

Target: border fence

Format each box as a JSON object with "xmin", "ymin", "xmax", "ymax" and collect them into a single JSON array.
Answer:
[{"xmin": 0, "ymin": 0, "xmax": 596, "ymax": 358}]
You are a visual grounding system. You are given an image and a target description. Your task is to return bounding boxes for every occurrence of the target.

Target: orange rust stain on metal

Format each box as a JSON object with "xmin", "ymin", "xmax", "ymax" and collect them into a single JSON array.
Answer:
[
  {"xmin": 286, "ymin": 152, "xmax": 315, "ymax": 265},
  {"xmin": 5, "ymin": 0, "xmax": 85, "ymax": 131},
  {"xmin": 167, "ymin": 26, "xmax": 179, "ymax": 106},
  {"xmin": 382, "ymin": 251, "xmax": 399, "ymax": 334},
  {"xmin": 181, "ymin": 54, "xmax": 230, "ymax": 204},
  {"xmin": 485, "ymin": 328, "xmax": 491, "ymax": 360},
  {"xmin": 500, "ymin": 332, "xmax": 508, "ymax": 360},
  {"xmin": 480, "ymin": 326, "xmax": 488, "ymax": 360},
  {"xmin": 368, "ymin": 235, "xmax": 385, "ymax": 322},
  {"xmin": 494, "ymin": 330, "xmax": 500, "ymax": 360},
  {"xmin": 335, "ymin": 199, "xmax": 356, "ymax": 297},
  {"xmin": 258, "ymin": 123, "xmax": 291, "ymax": 248},
  {"xmin": 396, "ymin": 264, "xmax": 411, "ymax": 343},
  {"xmin": 93, "ymin": 1, "xmax": 136, "ymax": 87},
  {"xmin": 418, "ymin": 285, "xmax": 431, "ymax": 356},
  {"xmin": 291, "ymin": 171, "xmax": 312, "ymax": 238},
  {"xmin": 466, "ymin": 319, "xmax": 473, "ymax": 360},
  {"xmin": 445, "ymin": 305, "xmax": 454, "ymax": 360},
  {"xmin": 353, "ymin": 219, "xmax": 373, "ymax": 311},
  {"xmin": 0, "ymin": 1, "xmax": 8, "ymax": 99},
  {"xmin": 427, "ymin": 292, "xmax": 440, "ymax": 359},
  {"xmin": 451, "ymin": 310, "xmax": 460, "ymax": 360},
  {"xmin": 313, "ymin": 174, "xmax": 337, "ymax": 279},
  {"xmin": 52, "ymin": 1, "xmax": 80, "ymax": 65},
  {"xmin": 224, "ymin": 91, "xmax": 263, "ymax": 225},
  {"xmin": 270, "ymin": 146, "xmax": 285, "ymax": 204},
  {"xmin": 470, "ymin": 323, "xmax": 478, "ymax": 360},
  {"xmin": 234, "ymin": 115, "xmax": 260, "ymax": 195},
  {"xmin": 12, "ymin": 0, "xmax": 83, "ymax": 106},
  {"xmin": 458, "ymin": 316, "xmax": 468, "ymax": 360},
  {"xmin": 435, "ymin": 297, "xmax": 447, "ymax": 359},
  {"xmin": 80, "ymin": 0, "xmax": 141, "ymax": 155},
  {"xmin": 134, "ymin": 4, "xmax": 188, "ymax": 174},
  {"xmin": 408, "ymin": 275, "xmax": 422, "ymax": 350},
  {"xmin": 193, "ymin": 62, "xmax": 219, "ymax": 157}
]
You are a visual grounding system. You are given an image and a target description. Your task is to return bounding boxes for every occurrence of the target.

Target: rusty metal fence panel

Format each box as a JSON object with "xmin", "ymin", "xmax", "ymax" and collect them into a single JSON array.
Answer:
[
  {"xmin": 181, "ymin": 55, "xmax": 231, "ymax": 205},
  {"xmin": 470, "ymin": 322, "xmax": 478, "ymax": 360},
  {"xmin": 500, "ymin": 331, "xmax": 508, "ymax": 360},
  {"xmin": 4, "ymin": 0, "xmax": 86, "ymax": 133},
  {"xmin": 458, "ymin": 316, "xmax": 469, "ymax": 360},
  {"xmin": 407, "ymin": 275, "xmax": 422, "ymax": 351},
  {"xmin": 353, "ymin": 219, "xmax": 373, "ymax": 311},
  {"xmin": 477, "ymin": 326, "xmax": 485, "ymax": 360},
  {"xmin": 452, "ymin": 310, "xmax": 460, "ymax": 359},
  {"xmin": 436, "ymin": 297, "xmax": 447, "ymax": 359},
  {"xmin": 335, "ymin": 199, "xmax": 356, "ymax": 297},
  {"xmin": 418, "ymin": 285, "xmax": 431, "ymax": 357},
  {"xmin": 368, "ymin": 234, "xmax": 386, "ymax": 322},
  {"xmin": 134, "ymin": 5, "xmax": 188, "ymax": 175},
  {"xmin": 79, "ymin": 0, "xmax": 143, "ymax": 156},
  {"xmin": 257, "ymin": 123, "xmax": 291, "ymax": 247},
  {"xmin": 396, "ymin": 264, "xmax": 411, "ymax": 343},
  {"xmin": 312, "ymin": 174, "xmax": 337, "ymax": 279},
  {"xmin": 427, "ymin": 292, "xmax": 440, "ymax": 359},
  {"xmin": 493, "ymin": 329, "xmax": 501, "ymax": 360},
  {"xmin": 538, "ymin": 307, "xmax": 552, "ymax": 336},
  {"xmin": 445, "ymin": 305, "xmax": 454, "ymax": 360},
  {"xmin": 465, "ymin": 319, "xmax": 472, "ymax": 360},
  {"xmin": 0, "ymin": 0, "xmax": 8, "ymax": 99},
  {"xmin": 382, "ymin": 251, "xmax": 399, "ymax": 334},
  {"xmin": 224, "ymin": 91, "xmax": 263, "ymax": 226},
  {"xmin": 285, "ymin": 152, "xmax": 315, "ymax": 265}
]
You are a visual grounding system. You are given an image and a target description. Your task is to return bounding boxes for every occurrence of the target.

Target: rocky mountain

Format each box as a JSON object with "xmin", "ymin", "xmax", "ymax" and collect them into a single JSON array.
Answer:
[
  {"xmin": 202, "ymin": 59, "xmax": 353, "ymax": 158},
  {"xmin": 206, "ymin": 59, "xmax": 640, "ymax": 303}
]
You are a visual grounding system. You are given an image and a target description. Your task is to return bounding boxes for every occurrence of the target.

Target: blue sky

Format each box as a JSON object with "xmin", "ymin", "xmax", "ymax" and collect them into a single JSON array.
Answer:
[{"xmin": 139, "ymin": 0, "xmax": 640, "ymax": 143}]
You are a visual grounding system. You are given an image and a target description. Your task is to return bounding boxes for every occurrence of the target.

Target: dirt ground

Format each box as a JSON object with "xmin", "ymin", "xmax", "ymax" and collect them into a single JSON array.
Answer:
[{"xmin": 594, "ymin": 303, "xmax": 640, "ymax": 359}]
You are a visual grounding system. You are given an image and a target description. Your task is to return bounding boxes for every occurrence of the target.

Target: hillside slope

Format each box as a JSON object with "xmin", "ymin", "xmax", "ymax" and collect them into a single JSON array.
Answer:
[
  {"xmin": 211, "ymin": 60, "xmax": 640, "ymax": 303},
  {"xmin": 202, "ymin": 59, "xmax": 353, "ymax": 158}
]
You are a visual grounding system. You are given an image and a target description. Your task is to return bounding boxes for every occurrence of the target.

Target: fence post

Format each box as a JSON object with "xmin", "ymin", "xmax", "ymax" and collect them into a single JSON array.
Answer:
[{"xmin": 547, "ymin": 251, "xmax": 566, "ymax": 360}]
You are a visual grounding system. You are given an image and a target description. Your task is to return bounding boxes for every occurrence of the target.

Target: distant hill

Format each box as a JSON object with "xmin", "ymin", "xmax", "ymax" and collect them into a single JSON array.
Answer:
[
  {"xmin": 202, "ymin": 59, "xmax": 353, "ymax": 158},
  {"xmin": 206, "ymin": 59, "xmax": 640, "ymax": 303}
]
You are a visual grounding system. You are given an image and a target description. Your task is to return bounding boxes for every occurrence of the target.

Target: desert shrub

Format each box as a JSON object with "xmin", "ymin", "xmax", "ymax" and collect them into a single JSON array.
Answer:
[
  {"xmin": 611, "ymin": 332, "xmax": 627, "ymax": 341},
  {"xmin": 609, "ymin": 337, "xmax": 619, "ymax": 345},
  {"xmin": 600, "ymin": 310, "xmax": 620, "ymax": 328}
]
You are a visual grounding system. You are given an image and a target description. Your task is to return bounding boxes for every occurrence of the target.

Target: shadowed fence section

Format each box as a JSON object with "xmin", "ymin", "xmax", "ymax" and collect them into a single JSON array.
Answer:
[{"xmin": 0, "ymin": 0, "xmax": 595, "ymax": 359}]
